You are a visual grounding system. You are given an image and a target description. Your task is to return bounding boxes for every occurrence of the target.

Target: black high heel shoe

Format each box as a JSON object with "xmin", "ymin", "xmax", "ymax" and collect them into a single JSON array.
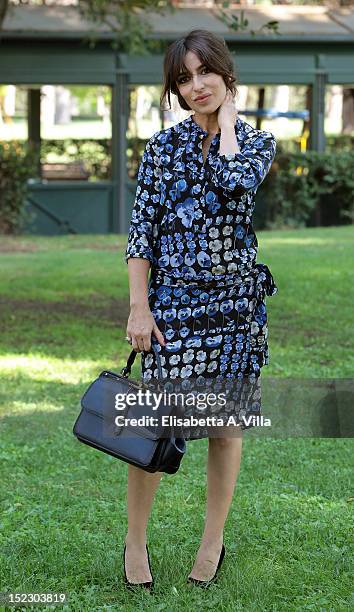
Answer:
[
  {"xmin": 187, "ymin": 543, "xmax": 225, "ymax": 588},
  {"xmin": 123, "ymin": 543, "xmax": 154, "ymax": 592}
]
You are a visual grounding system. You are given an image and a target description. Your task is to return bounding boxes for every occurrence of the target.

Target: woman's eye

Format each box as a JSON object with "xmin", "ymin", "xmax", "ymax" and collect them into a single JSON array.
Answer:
[{"xmin": 177, "ymin": 68, "xmax": 210, "ymax": 84}]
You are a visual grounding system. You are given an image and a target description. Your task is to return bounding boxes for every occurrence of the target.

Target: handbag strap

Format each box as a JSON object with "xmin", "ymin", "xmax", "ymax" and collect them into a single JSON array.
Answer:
[{"xmin": 120, "ymin": 341, "xmax": 163, "ymax": 379}]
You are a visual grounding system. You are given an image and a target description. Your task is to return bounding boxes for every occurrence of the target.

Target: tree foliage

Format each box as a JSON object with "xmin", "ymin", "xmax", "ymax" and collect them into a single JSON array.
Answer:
[{"xmin": 77, "ymin": 0, "xmax": 174, "ymax": 53}]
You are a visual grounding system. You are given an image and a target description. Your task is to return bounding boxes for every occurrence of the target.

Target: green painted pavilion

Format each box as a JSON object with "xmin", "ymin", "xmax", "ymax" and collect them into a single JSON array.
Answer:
[{"xmin": 1, "ymin": 4, "xmax": 353, "ymax": 234}]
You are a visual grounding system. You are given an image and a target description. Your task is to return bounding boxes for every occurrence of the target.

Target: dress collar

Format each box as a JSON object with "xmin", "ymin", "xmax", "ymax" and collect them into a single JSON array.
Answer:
[
  {"xmin": 184, "ymin": 113, "xmax": 242, "ymax": 139},
  {"xmin": 187, "ymin": 114, "xmax": 209, "ymax": 137}
]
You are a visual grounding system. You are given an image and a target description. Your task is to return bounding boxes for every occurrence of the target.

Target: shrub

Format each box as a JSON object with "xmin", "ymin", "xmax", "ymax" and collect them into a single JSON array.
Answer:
[
  {"xmin": 261, "ymin": 150, "xmax": 354, "ymax": 229},
  {"xmin": 0, "ymin": 142, "xmax": 39, "ymax": 234}
]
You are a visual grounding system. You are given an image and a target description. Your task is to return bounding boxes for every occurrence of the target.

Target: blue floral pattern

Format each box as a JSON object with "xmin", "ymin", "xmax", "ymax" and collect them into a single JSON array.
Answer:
[{"xmin": 125, "ymin": 114, "xmax": 278, "ymax": 437}]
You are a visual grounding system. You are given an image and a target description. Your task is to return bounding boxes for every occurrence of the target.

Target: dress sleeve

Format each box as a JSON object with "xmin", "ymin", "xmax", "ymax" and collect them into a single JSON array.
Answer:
[
  {"xmin": 209, "ymin": 129, "xmax": 276, "ymax": 196},
  {"xmin": 125, "ymin": 134, "xmax": 161, "ymax": 264}
]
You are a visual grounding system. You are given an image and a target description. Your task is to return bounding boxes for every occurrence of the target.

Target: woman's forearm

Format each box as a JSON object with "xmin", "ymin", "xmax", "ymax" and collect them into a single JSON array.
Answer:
[
  {"xmin": 127, "ymin": 257, "xmax": 151, "ymax": 309},
  {"xmin": 219, "ymin": 123, "xmax": 241, "ymax": 155}
]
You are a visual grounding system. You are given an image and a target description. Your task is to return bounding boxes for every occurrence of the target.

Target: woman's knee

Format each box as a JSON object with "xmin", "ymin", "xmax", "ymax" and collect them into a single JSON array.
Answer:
[{"xmin": 208, "ymin": 433, "xmax": 242, "ymax": 448}]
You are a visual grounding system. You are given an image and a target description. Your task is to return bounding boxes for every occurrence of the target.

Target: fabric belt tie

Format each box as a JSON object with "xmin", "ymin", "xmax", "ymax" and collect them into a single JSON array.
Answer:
[{"xmin": 150, "ymin": 263, "xmax": 278, "ymax": 298}]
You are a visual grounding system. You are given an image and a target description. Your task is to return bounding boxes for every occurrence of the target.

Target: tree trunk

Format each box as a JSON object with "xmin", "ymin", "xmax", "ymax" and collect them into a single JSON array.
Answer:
[{"xmin": 342, "ymin": 88, "xmax": 354, "ymax": 134}]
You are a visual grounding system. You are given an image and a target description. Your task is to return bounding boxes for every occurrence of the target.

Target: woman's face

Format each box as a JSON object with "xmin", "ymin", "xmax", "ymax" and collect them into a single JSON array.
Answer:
[{"xmin": 176, "ymin": 50, "xmax": 227, "ymax": 114}]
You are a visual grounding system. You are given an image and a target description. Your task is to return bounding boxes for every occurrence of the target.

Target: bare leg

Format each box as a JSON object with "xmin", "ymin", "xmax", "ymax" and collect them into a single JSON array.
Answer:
[
  {"xmin": 124, "ymin": 465, "xmax": 163, "ymax": 583},
  {"xmin": 188, "ymin": 429, "xmax": 243, "ymax": 581}
]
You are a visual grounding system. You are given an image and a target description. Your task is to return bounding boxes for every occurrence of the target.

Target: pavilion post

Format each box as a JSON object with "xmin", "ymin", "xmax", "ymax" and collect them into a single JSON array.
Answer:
[
  {"xmin": 112, "ymin": 68, "xmax": 129, "ymax": 235},
  {"xmin": 27, "ymin": 87, "xmax": 41, "ymax": 177},
  {"xmin": 309, "ymin": 54, "xmax": 327, "ymax": 152}
]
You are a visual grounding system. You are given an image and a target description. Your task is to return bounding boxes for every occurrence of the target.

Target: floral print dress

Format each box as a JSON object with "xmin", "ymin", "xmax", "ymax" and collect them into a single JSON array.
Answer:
[{"xmin": 125, "ymin": 114, "xmax": 278, "ymax": 439}]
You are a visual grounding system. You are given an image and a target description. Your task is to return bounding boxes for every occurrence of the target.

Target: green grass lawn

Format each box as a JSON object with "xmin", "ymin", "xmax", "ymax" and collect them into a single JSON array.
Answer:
[{"xmin": 0, "ymin": 227, "xmax": 353, "ymax": 611}]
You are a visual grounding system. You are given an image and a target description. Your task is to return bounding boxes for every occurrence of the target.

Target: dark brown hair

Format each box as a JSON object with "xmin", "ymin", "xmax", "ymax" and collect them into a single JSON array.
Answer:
[{"xmin": 160, "ymin": 29, "xmax": 238, "ymax": 112}]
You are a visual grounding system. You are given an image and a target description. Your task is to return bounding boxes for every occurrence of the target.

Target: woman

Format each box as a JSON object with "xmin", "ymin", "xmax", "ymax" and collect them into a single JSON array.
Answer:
[{"xmin": 124, "ymin": 29, "xmax": 278, "ymax": 589}]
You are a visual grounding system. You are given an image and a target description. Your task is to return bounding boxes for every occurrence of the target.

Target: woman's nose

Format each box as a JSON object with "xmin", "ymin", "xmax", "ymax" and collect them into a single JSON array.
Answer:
[{"xmin": 192, "ymin": 75, "xmax": 204, "ymax": 90}]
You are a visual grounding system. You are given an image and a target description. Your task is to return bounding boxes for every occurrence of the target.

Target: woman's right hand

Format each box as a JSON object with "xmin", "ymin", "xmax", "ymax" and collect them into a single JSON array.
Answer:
[{"xmin": 126, "ymin": 304, "xmax": 166, "ymax": 353}]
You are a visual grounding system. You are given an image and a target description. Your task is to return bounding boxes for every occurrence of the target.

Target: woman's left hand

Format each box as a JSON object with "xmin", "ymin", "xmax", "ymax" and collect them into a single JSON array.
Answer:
[{"xmin": 217, "ymin": 90, "xmax": 238, "ymax": 130}]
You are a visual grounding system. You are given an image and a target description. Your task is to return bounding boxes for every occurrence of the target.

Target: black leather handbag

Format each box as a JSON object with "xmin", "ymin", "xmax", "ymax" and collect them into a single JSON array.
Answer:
[{"xmin": 72, "ymin": 343, "xmax": 186, "ymax": 474}]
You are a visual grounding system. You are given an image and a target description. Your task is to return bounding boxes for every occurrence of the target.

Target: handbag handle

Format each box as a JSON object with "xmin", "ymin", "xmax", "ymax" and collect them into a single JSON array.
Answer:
[{"xmin": 120, "ymin": 340, "xmax": 163, "ymax": 380}]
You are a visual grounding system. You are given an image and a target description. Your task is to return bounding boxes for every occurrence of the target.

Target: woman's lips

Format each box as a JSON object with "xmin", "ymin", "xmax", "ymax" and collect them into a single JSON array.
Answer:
[{"xmin": 195, "ymin": 94, "xmax": 211, "ymax": 103}]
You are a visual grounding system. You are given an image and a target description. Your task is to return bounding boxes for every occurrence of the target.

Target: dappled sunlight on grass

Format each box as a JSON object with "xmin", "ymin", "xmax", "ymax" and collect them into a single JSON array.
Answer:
[
  {"xmin": 0, "ymin": 354, "xmax": 100, "ymax": 383},
  {"xmin": 260, "ymin": 225, "xmax": 353, "ymax": 247},
  {"xmin": 270, "ymin": 491, "xmax": 349, "ymax": 510},
  {"xmin": 262, "ymin": 237, "xmax": 341, "ymax": 246},
  {"xmin": 0, "ymin": 234, "xmax": 126, "ymax": 252},
  {"xmin": 2, "ymin": 400, "xmax": 65, "ymax": 417}
]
